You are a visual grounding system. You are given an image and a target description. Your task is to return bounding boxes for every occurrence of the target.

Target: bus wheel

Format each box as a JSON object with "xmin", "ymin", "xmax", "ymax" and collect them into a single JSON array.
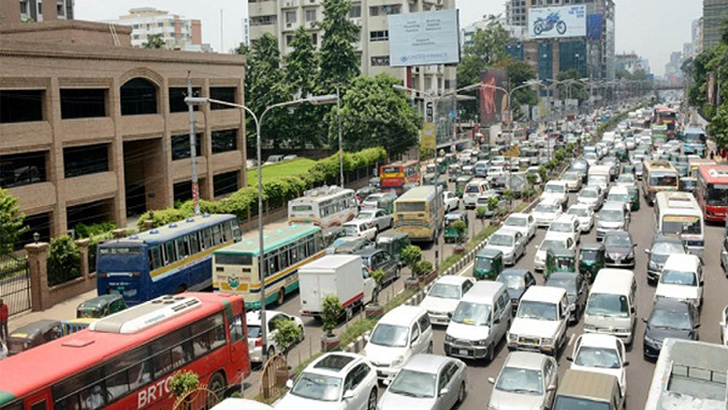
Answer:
[
  {"xmin": 175, "ymin": 285, "xmax": 187, "ymax": 294},
  {"xmin": 277, "ymin": 288, "xmax": 285, "ymax": 305},
  {"xmin": 208, "ymin": 371, "xmax": 227, "ymax": 403}
]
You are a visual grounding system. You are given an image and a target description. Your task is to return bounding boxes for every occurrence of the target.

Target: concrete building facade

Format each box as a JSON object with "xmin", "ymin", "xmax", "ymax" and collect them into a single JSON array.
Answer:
[
  {"xmin": 0, "ymin": 0, "xmax": 73, "ymax": 24},
  {"xmin": 0, "ymin": 21, "xmax": 246, "ymax": 245},
  {"xmin": 248, "ymin": 0, "xmax": 457, "ymax": 96},
  {"xmin": 703, "ymin": 0, "xmax": 728, "ymax": 51},
  {"xmin": 615, "ymin": 52, "xmax": 650, "ymax": 75},
  {"xmin": 105, "ymin": 7, "xmax": 211, "ymax": 52},
  {"xmin": 692, "ymin": 18, "xmax": 704, "ymax": 57}
]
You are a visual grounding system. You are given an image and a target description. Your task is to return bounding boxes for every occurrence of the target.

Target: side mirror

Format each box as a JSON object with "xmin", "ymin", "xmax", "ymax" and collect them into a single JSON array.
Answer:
[
  {"xmin": 642, "ymin": 317, "xmax": 648, "ymax": 323},
  {"xmin": 695, "ymin": 323, "xmax": 701, "ymax": 329},
  {"xmin": 343, "ymin": 390, "xmax": 355, "ymax": 400},
  {"xmin": 623, "ymin": 360, "xmax": 630, "ymax": 366},
  {"xmin": 383, "ymin": 378, "xmax": 391, "ymax": 386},
  {"xmin": 286, "ymin": 379, "xmax": 294, "ymax": 389},
  {"xmin": 644, "ymin": 248, "xmax": 651, "ymax": 255},
  {"xmin": 488, "ymin": 377, "xmax": 496, "ymax": 385},
  {"xmin": 547, "ymin": 384, "xmax": 557, "ymax": 392},
  {"xmin": 494, "ymin": 317, "xmax": 501, "ymax": 325},
  {"xmin": 566, "ymin": 355, "xmax": 573, "ymax": 362},
  {"xmin": 439, "ymin": 388, "xmax": 449, "ymax": 397},
  {"xmin": 633, "ymin": 243, "xmax": 637, "ymax": 247},
  {"xmin": 721, "ymin": 321, "xmax": 727, "ymax": 328}
]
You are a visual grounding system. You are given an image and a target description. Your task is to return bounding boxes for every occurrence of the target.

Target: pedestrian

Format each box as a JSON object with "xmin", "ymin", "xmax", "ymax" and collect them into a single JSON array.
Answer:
[{"xmin": 0, "ymin": 298, "xmax": 8, "ymax": 343}]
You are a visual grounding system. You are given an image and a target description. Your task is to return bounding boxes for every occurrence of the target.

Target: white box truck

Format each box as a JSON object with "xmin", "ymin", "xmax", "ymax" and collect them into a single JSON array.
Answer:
[{"xmin": 299, "ymin": 255, "xmax": 376, "ymax": 317}]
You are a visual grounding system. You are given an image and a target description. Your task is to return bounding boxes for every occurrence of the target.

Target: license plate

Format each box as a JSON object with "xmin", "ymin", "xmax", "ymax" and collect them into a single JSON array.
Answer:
[{"xmin": 459, "ymin": 349, "xmax": 469, "ymax": 356}]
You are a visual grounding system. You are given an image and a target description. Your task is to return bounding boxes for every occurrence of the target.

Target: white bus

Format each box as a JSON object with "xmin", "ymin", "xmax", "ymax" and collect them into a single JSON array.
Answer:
[
  {"xmin": 654, "ymin": 191, "xmax": 705, "ymax": 257},
  {"xmin": 287, "ymin": 186, "xmax": 358, "ymax": 228}
]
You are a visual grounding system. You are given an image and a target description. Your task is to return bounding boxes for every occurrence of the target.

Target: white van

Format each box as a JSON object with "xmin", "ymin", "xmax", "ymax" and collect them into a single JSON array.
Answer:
[
  {"xmin": 584, "ymin": 269, "xmax": 637, "ymax": 345},
  {"xmin": 463, "ymin": 178, "xmax": 489, "ymax": 209},
  {"xmin": 364, "ymin": 305, "xmax": 433, "ymax": 382},
  {"xmin": 444, "ymin": 281, "xmax": 511, "ymax": 362},
  {"xmin": 655, "ymin": 254, "xmax": 703, "ymax": 309},
  {"xmin": 508, "ymin": 286, "xmax": 569, "ymax": 356}
]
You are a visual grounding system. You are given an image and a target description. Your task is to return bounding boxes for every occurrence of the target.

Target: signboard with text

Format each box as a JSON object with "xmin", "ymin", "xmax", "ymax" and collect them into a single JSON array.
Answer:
[
  {"xmin": 528, "ymin": 5, "xmax": 586, "ymax": 40},
  {"xmin": 389, "ymin": 9, "xmax": 460, "ymax": 67}
]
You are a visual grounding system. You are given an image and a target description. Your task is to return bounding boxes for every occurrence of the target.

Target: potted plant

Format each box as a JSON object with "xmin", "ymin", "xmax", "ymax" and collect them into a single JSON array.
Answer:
[
  {"xmin": 271, "ymin": 316, "xmax": 303, "ymax": 383},
  {"xmin": 486, "ymin": 196, "xmax": 500, "ymax": 225},
  {"xmin": 452, "ymin": 220, "xmax": 467, "ymax": 254},
  {"xmin": 320, "ymin": 294, "xmax": 342, "ymax": 352},
  {"xmin": 365, "ymin": 269, "xmax": 386, "ymax": 319},
  {"xmin": 503, "ymin": 189, "xmax": 515, "ymax": 208},
  {"xmin": 415, "ymin": 260, "xmax": 436, "ymax": 285},
  {"xmin": 170, "ymin": 370, "xmax": 199, "ymax": 405},
  {"xmin": 402, "ymin": 245, "xmax": 423, "ymax": 290}
]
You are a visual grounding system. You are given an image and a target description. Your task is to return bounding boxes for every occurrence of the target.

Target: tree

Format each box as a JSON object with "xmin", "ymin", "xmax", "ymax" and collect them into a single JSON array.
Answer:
[
  {"xmin": 170, "ymin": 370, "xmax": 199, "ymax": 398},
  {"xmin": 557, "ymin": 69, "xmax": 589, "ymax": 103},
  {"xmin": 493, "ymin": 57, "xmax": 538, "ymax": 113},
  {"xmin": 402, "ymin": 245, "xmax": 423, "ymax": 278},
  {"xmin": 317, "ymin": 0, "xmax": 360, "ymax": 92},
  {"xmin": 370, "ymin": 269, "xmax": 386, "ymax": 304},
  {"xmin": 233, "ymin": 42, "xmax": 249, "ymax": 56},
  {"xmin": 0, "ymin": 189, "xmax": 27, "ymax": 255},
  {"xmin": 457, "ymin": 22, "xmax": 509, "ymax": 88},
  {"xmin": 285, "ymin": 27, "xmax": 326, "ymax": 148},
  {"xmin": 334, "ymin": 74, "xmax": 422, "ymax": 156},
  {"xmin": 143, "ymin": 34, "xmax": 165, "ymax": 49},
  {"xmin": 245, "ymin": 34, "xmax": 292, "ymax": 150},
  {"xmin": 708, "ymin": 103, "xmax": 728, "ymax": 149},
  {"xmin": 321, "ymin": 294, "xmax": 342, "ymax": 337},
  {"xmin": 271, "ymin": 316, "xmax": 303, "ymax": 361}
]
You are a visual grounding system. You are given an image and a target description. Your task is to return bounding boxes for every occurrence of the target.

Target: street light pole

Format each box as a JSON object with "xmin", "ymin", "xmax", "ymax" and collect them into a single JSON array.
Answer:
[
  {"xmin": 186, "ymin": 73, "xmax": 200, "ymax": 216},
  {"xmin": 336, "ymin": 84, "xmax": 344, "ymax": 188}
]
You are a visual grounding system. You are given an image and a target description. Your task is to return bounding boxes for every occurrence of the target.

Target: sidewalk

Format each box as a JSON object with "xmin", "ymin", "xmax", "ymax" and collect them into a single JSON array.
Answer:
[{"xmin": 9, "ymin": 288, "xmax": 97, "ymax": 330}]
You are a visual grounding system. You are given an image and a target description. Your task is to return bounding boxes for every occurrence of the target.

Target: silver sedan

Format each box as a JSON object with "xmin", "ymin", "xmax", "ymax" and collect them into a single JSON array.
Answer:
[
  {"xmin": 378, "ymin": 354, "xmax": 467, "ymax": 410},
  {"xmin": 353, "ymin": 208, "xmax": 393, "ymax": 232},
  {"xmin": 488, "ymin": 352, "xmax": 558, "ymax": 410}
]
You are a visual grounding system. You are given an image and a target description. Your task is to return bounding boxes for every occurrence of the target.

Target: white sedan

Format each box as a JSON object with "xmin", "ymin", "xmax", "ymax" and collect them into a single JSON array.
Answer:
[
  {"xmin": 577, "ymin": 186, "xmax": 603, "ymax": 211},
  {"xmin": 354, "ymin": 208, "xmax": 393, "ymax": 232},
  {"xmin": 534, "ymin": 233, "xmax": 576, "ymax": 271},
  {"xmin": 721, "ymin": 305, "xmax": 728, "ymax": 346},
  {"xmin": 342, "ymin": 220, "xmax": 377, "ymax": 241},
  {"xmin": 568, "ymin": 334, "xmax": 629, "ymax": 400},
  {"xmin": 547, "ymin": 215, "xmax": 581, "ymax": 245},
  {"xmin": 503, "ymin": 212, "xmax": 537, "ymax": 241},
  {"xmin": 486, "ymin": 228, "xmax": 527, "ymax": 266},
  {"xmin": 443, "ymin": 191, "xmax": 460, "ymax": 213},
  {"xmin": 247, "ymin": 310, "xmax": 305, "ymax": 363},
  {"xmin": 567, "ymin": 204, "xmax": 594, "ymax": 233},
  {"xmin": 420, "ymin": 276, "xmax": 475, "ymax": 326},
  {"xmin": 531, "ymin": 198, "xmax": 563, "ymax": 228}
]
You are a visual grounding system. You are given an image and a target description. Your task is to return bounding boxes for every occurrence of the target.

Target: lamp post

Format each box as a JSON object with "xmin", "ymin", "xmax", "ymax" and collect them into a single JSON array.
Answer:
[
  {"xmin": 185, "ymin": 94, "xmax": 336, "ymax": 365},
  {"xmin": 393, "ymin": 83, "xmax": 481, "ymax": 274}
]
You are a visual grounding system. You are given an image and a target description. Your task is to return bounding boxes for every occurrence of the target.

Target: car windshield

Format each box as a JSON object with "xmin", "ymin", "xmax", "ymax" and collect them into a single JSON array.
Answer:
[
  {"xmin": 388, "ymin": 369, "xmax": 436, "ymax": 398},
  {"xmin": 568, "ymin": 207, "xmax": 589, "ymax": 217},
  {"xmin": 618, "ymin": 175, "xmax": 634, "ymax": 183},
  {"xmin": 428, "ymin": 283, "xmax": 460, "ymax": 300},
  {"xmin": 475, "ymin": 256, "xmax": 493, "ymax": 270},
  {"xmin": 369, "ymin": 324, "xmax": 409, "ymax": 347},
  {"xmin": 248, "ymin": 325, "xmax": 261, "ymax": 338},
  {"xmin": 580, "ymin": 190, "xmax": 598, "ymax": 198},
  {"xmin": 541, "ymin": 239, "xmax": 567, "ymax": 252},
  {"xmin": 564, "ymin": 172, "xmax": 579, "ymax": 181},
  {"xmin": 497, "ymin": 274, "xmax": 525, "ymax": 289},
  {"xmin": 660, "ymin": 270, "xmax": 697, "ymax": 286},
  {"xmin": 649, "ymin": 307, "xmax": 693, "ymax": 330},
  {"xmin": 599, "ymin": 209, "xmax": 623, "ymax": 222},
  {"xmin": 652, "ymin": 241, "xmax": 684, "ymax": 255},
  {"xmin": 291, "ymin": 372, "xmax": 342, "ymax": 402},
  {"xmin": 575, "ymin": 346, "xmax": 621, "ymax": 369},
  {"xmin": 495, "ymin": 367, "xmax": 544, "ymax": 395},
  {"xmin": 452, "ymin": 301, "xmax": 491, "ymax": 326},
  {"xmin": 342, "ymin": 226, "xmax": 358, "ymax": 236},
  {"xmin": 604, "ymin": 235, "xmax": 631, "ymax": 247},
  {"xmin": 466, "ymin": 185, "xmax": 481, "ymax": 193},
  {"xmin": 505, "ymin": 216, "xmax": 527, "ymax": 227},
  {"xmin": 581, "ymin": 249, "xmax": 600, "ymax": 261},
  {"xmin": 535, "ymin": 204, "xmax": 558, "ymax": 213},
  {"xmin": 549, "ymin": 222, "xmax": 572, "ymax": 233},
  {"xmin": 546, "ymin": 278, "xmax": 576, "ymax": 295},
  {"xmin": 608, "ymin": 193, "xmax": 629, "ymax": 203},
  {"xmin": 545, "ymin": 184, "xmax": 564, "ymax": 193},
  {"xmin": 329, "ymin": 238, "xmax": 352, "ymax": 248},
  {"xmin": 649, "ymin": 172, "xmax": 677, "ymax": 187},
  {"xmin": 489, "ymin": 234, "xmax": 514, "ymax": 247},
  {"xmin": 355, "ymin": 212, "xmax": 374, "ymax": 220},
  {"xmin": 518, "ymin": 301, "xmax": 557, "ymax": 321},
  {"xmin": 586, "ymin": 293, "xmax": 629, "ymax": 317}
]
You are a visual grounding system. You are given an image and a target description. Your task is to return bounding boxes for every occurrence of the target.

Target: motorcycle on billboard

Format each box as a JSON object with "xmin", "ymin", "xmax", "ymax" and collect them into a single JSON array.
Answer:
[{"xmin": 533, "ymin": 11, "xmax": 567, "ymax": 36}]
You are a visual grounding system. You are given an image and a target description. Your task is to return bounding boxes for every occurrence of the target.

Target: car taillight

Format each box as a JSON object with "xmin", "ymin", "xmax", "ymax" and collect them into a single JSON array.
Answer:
[
  {"xmin": 369, "ymin": 265, "xmax": 373, "ymax": 271},
  {"xmin": 255, "ymin": 337, "xmax": 262, "ymax": 347}
]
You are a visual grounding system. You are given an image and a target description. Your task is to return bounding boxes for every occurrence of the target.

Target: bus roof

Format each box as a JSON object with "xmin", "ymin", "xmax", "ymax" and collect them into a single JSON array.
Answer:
[
  {"xmin": 289, "ymin": 186, "xmax": 354, "ymax": 204},
  {"xmin": 382, "ymin": 159, "xmax": 419, "ymax": 167},
  {"xmin": 644, "ymin": 160, "xmax": 677, "ymax": 172},
  {"xmin": 655, "ymin": 191, "xmax": 702, "ymax": 216},
  {"xmin": 101, "ymin": 214, "xmax": 236, "ymax": 246},
  {"xmin": 0, "ymin": 292, "xmax": 240, "ymax": 405},
  {"xmin": 698, "ymin": 164, "xmax": 728, "ymax": 182},
  {"xmin": 215, "ymin": 224, "xmax": 321, "ymax": 257},
  {"xmin": 395, "ymin": 185, "xmax": 438, "ymax": 202}
]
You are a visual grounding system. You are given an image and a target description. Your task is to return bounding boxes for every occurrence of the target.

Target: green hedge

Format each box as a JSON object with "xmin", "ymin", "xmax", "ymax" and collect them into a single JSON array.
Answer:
[
  {"xmin": 47, "ymin": 236, "xmax": 80, "ymax": 286},
  {"xmin": 137, "ymin": 147, "xmax": 387, "ymax": 230},
  {"xmin": 73, "ymin": 222, "xmax": 117, "ymax": 239}
]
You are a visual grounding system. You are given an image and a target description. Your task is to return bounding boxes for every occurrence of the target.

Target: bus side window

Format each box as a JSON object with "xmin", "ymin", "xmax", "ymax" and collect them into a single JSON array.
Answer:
[
  {"xmin": 175, "ymin": 238, "xmax": 188, "ymax": 260},
  {"xmin": 188, "ymin": 234, "xmax": 200, "ymax": 254},
  {"xmin": 229, "ymin": 314, "xmax": 244, "ymax": 342},
  {"xmin": 202, "ymin": 228, "xmax": 212, "ymax": 249},
  {"xmin": 148, "ymin": 246, "xmax": 162, "ymax": 271},
  {"xmin": 223, "ymin": 222, "xmax": 233, "ymax": 242},
  {"xmin": 165, "ymin": 241, "xmax": 177, "ymax": 264},
  {"xmin": 307, "ymin": 237, "xmax": 315, "ymax": 256}
]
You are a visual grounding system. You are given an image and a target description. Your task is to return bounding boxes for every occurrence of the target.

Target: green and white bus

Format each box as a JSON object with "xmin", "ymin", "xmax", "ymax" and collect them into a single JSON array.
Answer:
[{"xmin": 212, "ymin": 224, "xmax": 325, "ymax": 309}]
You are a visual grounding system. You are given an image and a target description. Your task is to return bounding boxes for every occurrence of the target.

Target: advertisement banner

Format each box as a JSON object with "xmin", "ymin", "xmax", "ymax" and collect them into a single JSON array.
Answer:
[
  {"xmin": 586, "ymin": 14, "xmax": 603, "ymax": 40},
  {"xmin": 388, "ymin": 9, "xmax": 461, "ymax": 67},
  {"xmin": 528, "ymin": 5, "xmax": 586, "ymax": 40},
  {"xmin": 479, "ymin": 68, "xmax": 508, "ymax": 126},
  {"xmin": 707, "ymin": 72, "xmax": 716, "ymax": 106},
  {"xmin": 421, "ymin": 122, "xmax": 436, "ymax": 150}
]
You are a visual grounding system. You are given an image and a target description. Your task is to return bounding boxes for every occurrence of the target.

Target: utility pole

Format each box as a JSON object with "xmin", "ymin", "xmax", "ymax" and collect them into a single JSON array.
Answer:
[
  {"xmin": 187, "ymin": 72, "xmax": 200, "ymax": 216},
  {"xmin": 337, "ymin": 84, "xmax": 344, "ymax": 188}
]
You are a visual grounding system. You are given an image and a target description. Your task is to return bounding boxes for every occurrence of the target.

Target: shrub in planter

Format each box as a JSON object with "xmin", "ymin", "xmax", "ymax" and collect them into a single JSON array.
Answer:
[
  {"xmin": 401, "ymin": 245, "xmax": 423, "ymax": 278},
  {"xmin": 522, "ymin": 188, "xmax": 535, "ymax": 202},
  {"xmin": 272, "ymin": 316, "xmax": 303, "ymax": 362},
  {"xmin": 503, "ymin": 189, "xmax": 515, "ymax": 207},
  {"xmin": 415, "ymin": 260, "xmax": 433, "ymax": 276},
  {"xmin": 170, "ymin": 370, "xmax": 199, "ymax": 398},
  {"xmin": 47, "ymin": 235, "xmax": 81, "ymax": 286},
  {"xmin": 476, "ymin": 206, "xmax": 488, "ymax": 219},
  {"xmin": 452, "ymin": 220, "xmax": 467, "ymax": 244},
  {"xmin": 554, "ymin": 149, "xmax": 566, "ymax": 163},
  {"xmin": 537, "ymin": 166, "xmax": 549, "ymax": 183},
  {"xmin": 369, "ymin": 269, "xmax": 386, "ymax": 305},
  {"xmin": 321, "ymin": 295, "xmax": 342, "ymax": 337}
]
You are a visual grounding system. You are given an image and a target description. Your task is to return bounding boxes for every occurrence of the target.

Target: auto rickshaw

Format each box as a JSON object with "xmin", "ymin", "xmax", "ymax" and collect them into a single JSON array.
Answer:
[
  {"xmin": 473, "ymin": 248, "xmax": 504, "ymax": 280},
  {"xmin": 578, "ymin": 243, "xmax": 605, "ymax": 283},
  {"xmin": 627, "ymin": 185, "xmax": 640, "ymax": 211},
  {"xmin": 374, "ymin": 192, "xmax": 398, "ymax": 214},
  {"xmin": 77, "ymin": 294, "xmax": 127, "ymax": 318},
  {"xmin": 545, "ymin": 248, "xmax": 576, "ymax": 280},
  {"xmin": 426, "ymin": 163, "xmax": 437, "ymax": 174},
  {"xmin": 443, "ymin": 211, "xmax": 469, "ymax": 244},
  {"xmin": 448, "ymin": 163, "xmax": 461, "ymax": 182},
  {"xmin": 376, "ymin": 232, "xmax": 411, "ymax": 266},
  {"xmin": 7, "ymin": 319, "xmax": 62, "ymax": 356},
  {"xmin": 61, "ymin": 318, "xmax": 97, "ymax": 336},
  {"xmin": 455, "ymin": 175, "xmax": 473, "ymax": 197},
  {"xmin": 436, "ymin": 157, "xmax": 447, "ymax": 174}
]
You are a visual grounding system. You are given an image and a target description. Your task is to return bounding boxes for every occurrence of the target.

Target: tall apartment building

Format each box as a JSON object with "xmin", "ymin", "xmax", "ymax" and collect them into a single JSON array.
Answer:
[
  {"xmin": 703, "ymin": 0, "xmax": 728, "ymax": 50},
  {"xmin": 248, "ymin": 0, "xmax": 457, "ymax": 96},
  {"xmin": 692, "ymin": 18, "xmax": 703, "ymax": 56},
  {"xmin": 0, "ymin": 0, "xmax": 73, "ymax": 23},
  {"xmin": 242, "ymin": 17, "xmax": 251, "ymax": 47},
  {"xmin": 106, "ymin": 7, "xmax": 211, "ymax": 52},
  {"xmin": 0, "ymin": 20, "xmax": 246, "ymax": 245},
  {"xmin": 615, "ymin": 53, "xmax": 650, "ymax": 75},
  {"xmin": 463, "ymin": 14, "xmax": 526, "ymax": 49}
]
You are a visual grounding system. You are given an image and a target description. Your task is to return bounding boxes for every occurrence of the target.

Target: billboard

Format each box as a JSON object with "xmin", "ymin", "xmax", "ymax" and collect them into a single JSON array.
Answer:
[
  {"xmin": 388, "ymin": 9, "xmax": 460, "ymax": 67},
  {"xmin": 528, "ymin": 5, "xmax": 586, "ymax": 40},
  {"xmin": 479, "ymin": 68, "xmax": 508, "ymax": 126},
  {"xmin": 587, "ymin": 14, "xmax": 603, "ymax": 40}
]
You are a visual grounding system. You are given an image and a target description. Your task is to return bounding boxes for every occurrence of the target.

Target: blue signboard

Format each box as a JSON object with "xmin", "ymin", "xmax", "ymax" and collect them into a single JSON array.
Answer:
[{"xmin": 587, "ymin": 14, "xmax": 603, "ymax": 40}]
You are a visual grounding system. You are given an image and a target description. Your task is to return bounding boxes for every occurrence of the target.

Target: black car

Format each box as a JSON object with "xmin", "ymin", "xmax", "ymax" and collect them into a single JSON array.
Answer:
[
  {"xmin": 603, "ymin": 230, "xmax": 636, "ymax": 268},
  {"xmin": 570, "ymin": 159, "xmax": 589, "ymax": 182},
  {"xmin": 545, "ymin": 272, "xmax": 588, "ymax": 324},
  {"xmin": 642, "ymin": 299, "xmax": 700, "ymax": 361},
  {"xmin": 354, "ymin": 248, "xmax": 400, "ymax": 286},
  {"xmin": 601, "ymin": 157, "xmax": 620, "ymax": 180},
  {"xmin": 495, "ymin": 269, "xmax": 536, "ymax": 314},
  {"xmin": 645, "ymin": 234, "xmax": 686, "ymax": 284}
]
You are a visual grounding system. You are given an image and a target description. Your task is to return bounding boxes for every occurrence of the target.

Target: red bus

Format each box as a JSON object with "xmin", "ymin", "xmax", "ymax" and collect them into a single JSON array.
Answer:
[
  {"xmin": 652, "ymin": 106, "xmax": 677, "ymax": 136},
  {"xmin": 696, "ymin": 165, "xmax": 728, "ymax": 223},
  {"xmin": 380, "ymin": 160, "xmax": 420, "ymax": 194},
  {"xmin": 0, "ymin": 293, "xmax": 251, "ymax": 410}
]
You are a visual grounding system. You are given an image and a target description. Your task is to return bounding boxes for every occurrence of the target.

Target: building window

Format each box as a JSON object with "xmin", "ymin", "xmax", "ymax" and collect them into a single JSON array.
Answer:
[
  {"xmin": 312, "ymin": 33, "xmax": 318, "ymax": 46},
  {"xmin": 169, "ymin": 87, "xmax": 201, "ymax": 113},
  {"xmin": 120, "ymin": 78, "xmax": 158, "ymax": 116},
  {"xmin": 211, "ymin": 129, "xmax": 238, "ymax": 154},
  {"xmin": 286, "ymin": 35, "xmax": 293, "ymax": 46},
  {"xmin": 173, "ymin": 181, "xmax": 193, "ymax": 203},
  {"xmin": 63, "ymin": 144, "xmax": 109, "ymax": 178},
  {"xmin": 285, "ymin": 11, "xmax": 297, "ymax": 24},
  {"xmin": 0, "ymin": 90, "xmax": 44, "ymax": 123},
  {"xmin": 60, "ymin": 89, "xmax": 106, "ymax": 119},
  {"xmin": 305, "ymin": 9, "xmax": 316, "ymax": 22},
  {"xmin": 171, "ymin": 133, "xmax": 203, "ymax": 160},
  {"xmin": 209, "ymin": 87, "xmax": 236, "ymax": 110},
  {"xmin": 349, "ymin": 5, "xmax": 361, "ymax": 18},
  {"xmin": 369, "ymin": 31, "xmax": 389, "ymax": 42},
  {"xmin": 19, "ymin": 0, "xmax": 28, "ymax": 14},
  {"xmin": 250, "ymin": 15, "xmax": 276, "ymax": 26},
  {"xmin": 0, "ymin": 151, "xmax": 47, "ymax": 188},
  {"xmin": 370, "ymin": 56, "xmax": 390, "ymax": 66},
  {"xmin": 213, "ymin": 171, "xmax": 239, "ymax": 197},
  {"xmin": 369, "ymin": 6, "xmax": 379, "ymax": 16},
  {"xmin": 370, "ymin": 5, "xmax": 400, "ymax": 15}
]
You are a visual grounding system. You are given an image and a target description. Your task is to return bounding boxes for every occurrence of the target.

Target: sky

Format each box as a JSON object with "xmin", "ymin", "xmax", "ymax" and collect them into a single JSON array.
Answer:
[{"xmin": 76, "ymin": 0, "xmax": 703, "ymax": 76}]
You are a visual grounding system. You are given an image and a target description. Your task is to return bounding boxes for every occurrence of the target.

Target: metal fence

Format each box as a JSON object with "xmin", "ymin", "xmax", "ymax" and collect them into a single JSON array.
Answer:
[{"xmin": 0, "ymin": 254, "xmax": 31, "ymax": 316}]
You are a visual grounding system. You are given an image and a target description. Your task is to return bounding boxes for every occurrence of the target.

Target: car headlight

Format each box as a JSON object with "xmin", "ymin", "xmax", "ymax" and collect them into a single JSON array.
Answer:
[
  {"xmin": 542, "ymin": 337, "xmax": 554, "ymax": 346},
  {"xmin": 584, "ymin": 324, "xmax": 596, "ymax": 331},
  {"xmin": 391, "ymin": 355, "xmax": 404, "ymax": 367},
  {"xmin": 445, "ymin": 334, "xmax": 454, "ymax": 343},
  {"xmin": 476, "ymin": 339, "xmax": 489, "ymax": 346},
  {"xmin": 488, "ymin": 405, "xmax": 499, "ymax": 410},
  {"xmin": 644, "ymin": 334, "xmax": 660, "ymax": 346},
  {"xmin": 626, "ymin": 250, "xmax": 634, "ymax": 259},
  {"xmin": 508, "ymin": 333, "xmax": 518, "ymax": 341}
]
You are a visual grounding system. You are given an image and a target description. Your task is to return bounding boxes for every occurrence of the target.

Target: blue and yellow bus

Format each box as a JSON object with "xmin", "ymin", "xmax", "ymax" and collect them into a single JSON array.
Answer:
[
  {"xmin": 96, "ymin": 214, "xmax": 241, "ymax": 305},
  {"xmin": 212, "ymin": 224, "xmax": 325, "ymax": 309}
]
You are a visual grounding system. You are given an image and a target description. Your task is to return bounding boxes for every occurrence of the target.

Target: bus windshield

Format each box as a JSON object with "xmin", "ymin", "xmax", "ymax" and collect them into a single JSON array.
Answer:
[
  {"xmin": 649, "ymin": 172, "xmax": 677, "ymax": 187},
  {"xmin": 707, "ymin": 185, "xmax": 728, "ymax": 206},
  {"xmin": 662, "ymin": 216, "xmax": 702, "ymax": 235},
  {"xmin": 684, "ymin": 133, "xmax": 705, "ymax": 144},
  {"xmin": 396, "ymin": 202, "xmax": 425, "ymax": 213}
]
